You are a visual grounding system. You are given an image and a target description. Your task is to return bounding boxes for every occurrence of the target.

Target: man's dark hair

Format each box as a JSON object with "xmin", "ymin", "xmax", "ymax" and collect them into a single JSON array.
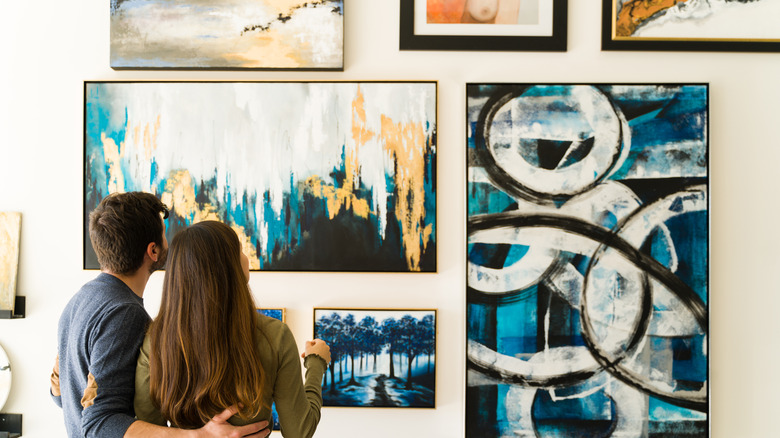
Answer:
[{"xmin": 89, "ymin": 192, "xmax": 169, "ymax": 275}]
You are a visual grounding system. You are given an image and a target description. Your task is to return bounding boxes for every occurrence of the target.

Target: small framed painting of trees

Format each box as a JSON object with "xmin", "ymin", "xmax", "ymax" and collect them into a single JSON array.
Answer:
[{"xmin": 313, "ymin": 308, "xmax": 436, "ymax": 408}]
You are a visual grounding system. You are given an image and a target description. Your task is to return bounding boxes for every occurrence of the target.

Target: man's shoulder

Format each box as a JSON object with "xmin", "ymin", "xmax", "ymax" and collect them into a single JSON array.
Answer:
[
  {"xmin": 62, "ymin": 274, "xmax": 149, "ymax": 328},
  {"xmin": 72, "ymin": 274, "xmax": 143, "ymax": 307}
]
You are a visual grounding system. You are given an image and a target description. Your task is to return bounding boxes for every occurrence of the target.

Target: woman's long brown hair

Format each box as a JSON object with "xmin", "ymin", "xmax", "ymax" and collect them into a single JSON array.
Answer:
[{"xmin": 147, "ymin": 220, "xmax": 265, "ymax": 428}]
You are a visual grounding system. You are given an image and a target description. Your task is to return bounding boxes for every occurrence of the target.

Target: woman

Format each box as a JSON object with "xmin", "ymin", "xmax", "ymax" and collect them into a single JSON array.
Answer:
[{"xmin": 134, "ymin": 221, "xmax": 330, "ymax": 437}]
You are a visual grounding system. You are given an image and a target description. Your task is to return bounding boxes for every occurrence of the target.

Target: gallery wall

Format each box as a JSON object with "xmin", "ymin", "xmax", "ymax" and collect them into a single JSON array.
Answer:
[{"xmin": 0, "ymin": 1, "xmax": 778, "ymax": 437}]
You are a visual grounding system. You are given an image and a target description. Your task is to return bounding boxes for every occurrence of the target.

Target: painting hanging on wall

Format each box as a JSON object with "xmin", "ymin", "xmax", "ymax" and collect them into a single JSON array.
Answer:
[
  {"xmin": 466, "ymin": 84, "xmax": 709, "ymax": 437},
  {"xmin": 110, "ymin": 0, "xmax": 344, "ymax": 69},
  {"xmin": 84, "ymin": 81, "xmax": 437, "ymax": 272},
  {"xmin": 314, "ymin": 308, "xmax": 436, "ymax": 408},
  {"xmin": 256, "ymin": 308, "xmax": 287, "ymax": 430},
  {"xmin": 0, "ymin": 212, "xmax": 22, "ymax": 315},
  {"xmin": 257, "ymin": 308, "xmax": 287, "ymax": 323},
  {"xmin": 602, "ymin": 0, "xmax": 780, "ymax": 51},
  {"xmin": 400, "ymin": 0, "xmax": 567, "ymax": 51}
]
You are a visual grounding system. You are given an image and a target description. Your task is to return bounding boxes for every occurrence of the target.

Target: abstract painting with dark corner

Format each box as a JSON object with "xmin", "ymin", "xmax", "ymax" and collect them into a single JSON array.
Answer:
[{"xmin": 466, "ymin": 84, "xmax": 708, "ymax": 437}]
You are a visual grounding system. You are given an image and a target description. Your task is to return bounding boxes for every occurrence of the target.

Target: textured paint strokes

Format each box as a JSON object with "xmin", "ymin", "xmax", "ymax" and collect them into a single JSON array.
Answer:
[
  {"xmin": 381, "ymin": 116, "xmax": 433, "ymax": 272},
  {"xmin": 159, "ymin": 170, "xmax": 260, "ymax": 269},
  {"xmin": 306, "ymin": 84, "xmax": 374, "ymax": 221},
  {"xmin": 299, "ymin": 85, "xmax": 375, "ymax": 220},
  {"xmin": 302, "ymin": 85, "xmax": 433, "ymax": 271},
  {"xmin": 616, "ymin": 0, "xmax": 689, "ymax": 37},
  {"xmin": 101, "ymin": 133, "xmax": 125, "ymax": 194},
  {"xmin": 427, "ymin": 0, "xmax": 467, "ymax": 23},
  {"xmin": 303, "ymin": 176, "xmax": 371, "ymax": 220},
  {"xmin": 0, "ymin": 212, "xmax": 22, "ymax": 312}
]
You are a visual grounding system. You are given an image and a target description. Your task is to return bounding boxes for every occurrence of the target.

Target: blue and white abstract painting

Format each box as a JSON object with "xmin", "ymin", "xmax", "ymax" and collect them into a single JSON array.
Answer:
[
  {"xmin": 314, "ymin": 309, "xmax": 436, "ymax": 408},
  {"xmin": 466, "ymin": 84, "xmax": 708, "ymax": 437},
  {"xmin": 84, "ymin": 81, "xmax": 437, "ymax": 272}
]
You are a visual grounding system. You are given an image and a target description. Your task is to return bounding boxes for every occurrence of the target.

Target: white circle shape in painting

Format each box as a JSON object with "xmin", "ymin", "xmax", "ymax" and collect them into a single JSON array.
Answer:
[{"xmin": 0, "ymin": 343, "xmax": 11, "ymax": 410}]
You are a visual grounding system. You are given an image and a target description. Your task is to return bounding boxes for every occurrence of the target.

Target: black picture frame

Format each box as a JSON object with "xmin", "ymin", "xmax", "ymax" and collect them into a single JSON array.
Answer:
[
  {"xmin": 400, "ymin": 0, "xmax": 567, "ymax": 51},
  {"xmin": 602, "ymin": 0, "xmax": 780, "ymax": 52}
]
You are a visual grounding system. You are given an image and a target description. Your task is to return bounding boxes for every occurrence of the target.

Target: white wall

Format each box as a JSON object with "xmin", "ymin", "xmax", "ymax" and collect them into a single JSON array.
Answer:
[{"xmin": 1, "ymin": 1, "xmax": 778, "ymax": 437}]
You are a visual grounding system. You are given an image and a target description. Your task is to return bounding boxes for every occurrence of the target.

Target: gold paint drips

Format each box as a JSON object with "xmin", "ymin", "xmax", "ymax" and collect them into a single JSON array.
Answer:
[
  {"xmin": 381, "ymin": 115, "xmax": 433, "ymax": 272},
  {"xmin": 160, "ymin": 169, "xmax": 259, "ymax": 269},
  {"xmin": 302, "ymin": 85, "xmax": 433, "ymax": 271}
]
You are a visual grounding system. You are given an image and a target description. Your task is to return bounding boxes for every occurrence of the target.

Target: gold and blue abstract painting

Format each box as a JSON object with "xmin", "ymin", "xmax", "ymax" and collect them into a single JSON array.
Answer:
[
  {"xmin": 466, "ymin": 84, "xmax": 708, "ymax": 437},
  {"xmin": 84, "ymin": 81, "xmax": 437, "ymax": 272},
  {"xmin": 110, "ymin": 0, "xmax": 343, "ymax": 69}
]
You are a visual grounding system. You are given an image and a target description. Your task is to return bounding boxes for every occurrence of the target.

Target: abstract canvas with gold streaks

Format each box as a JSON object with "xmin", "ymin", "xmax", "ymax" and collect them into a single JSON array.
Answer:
[
  {"xmin": 111, "ymin": 0, "xmax": 343, "ymax": 69},
  {"xmin": 84, "ymin": 82, "xmax": 437, "ymax": 272},
  {"xmin": 0, "ymin": 212, "xmax": 21, "ymax": 313}
]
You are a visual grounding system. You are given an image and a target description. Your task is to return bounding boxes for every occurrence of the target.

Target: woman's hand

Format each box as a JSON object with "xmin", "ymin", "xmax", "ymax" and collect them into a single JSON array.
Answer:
[{"xmin": 301, "ymin": 339, "xmax": 331, "ymax": 365}]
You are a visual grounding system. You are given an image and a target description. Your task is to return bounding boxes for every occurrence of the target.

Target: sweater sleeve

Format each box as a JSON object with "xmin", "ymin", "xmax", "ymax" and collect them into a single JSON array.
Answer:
[
  {"xmin": 273, "ymin": 325, "xmax": 327, "ymax": 438},
  {"xmin": 134, "ymin": 335, "xmax": 167, "ymax": 426},
  {"xmin": 81, "ymin": 304, "xmax": 149, "ymax": 438}
]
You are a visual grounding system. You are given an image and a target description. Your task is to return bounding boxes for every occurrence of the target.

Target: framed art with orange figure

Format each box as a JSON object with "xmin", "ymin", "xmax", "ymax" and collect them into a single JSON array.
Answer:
[{"xmin": 400, "ymin": 0, "xmax": 567, "ymax": 51}]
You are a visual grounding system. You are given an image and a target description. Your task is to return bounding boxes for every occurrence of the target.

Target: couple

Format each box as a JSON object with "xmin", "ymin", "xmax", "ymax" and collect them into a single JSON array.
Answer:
[{"xmin": 51, "ymin": 192, "xmax": 331, "ymax": 438}]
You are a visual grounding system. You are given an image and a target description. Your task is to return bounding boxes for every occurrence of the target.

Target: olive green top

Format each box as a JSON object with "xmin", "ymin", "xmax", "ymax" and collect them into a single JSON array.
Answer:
[{"xmin": 134, "ymin": 313, "xmax": 327, "ymax": 438}]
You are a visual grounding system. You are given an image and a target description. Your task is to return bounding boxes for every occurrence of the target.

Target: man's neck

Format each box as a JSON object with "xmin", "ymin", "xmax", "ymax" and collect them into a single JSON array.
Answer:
[{"xmin": 103, "ymin": 269, "xmax": 150, "ymax": 299}]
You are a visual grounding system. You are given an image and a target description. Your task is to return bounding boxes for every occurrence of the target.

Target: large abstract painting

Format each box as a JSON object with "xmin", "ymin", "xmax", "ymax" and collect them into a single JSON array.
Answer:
[
  {"xmin": 314, "ymin": 308, "xmax": 436, "ymax": 408},
  {"xmin": 111, "ymin": 0, "xmax": 344, "ymax": 69},
  {"xmin": 84, "ymin": 81, "xmax": 437, "ymax": 272},
  {"xmin": 0, "ymin": 212, "xmax": 21, "ymax": 315},
  {"xmin": 466, "ymin": 84, "xmax": 708, "ymax": 437},
  {"xmin": 602, "ymin": 0, "xmax": 780, "ymax": 51}
]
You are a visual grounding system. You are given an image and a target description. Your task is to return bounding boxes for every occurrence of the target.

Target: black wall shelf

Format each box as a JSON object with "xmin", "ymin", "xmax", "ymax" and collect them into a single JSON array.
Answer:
[
  {"xmin": 0, "ymin": 297, "xmax": 25, "ymax": 319},
  {"xmin": 0, "ymin": 413, "xmax": 22, "ymax": 437}
]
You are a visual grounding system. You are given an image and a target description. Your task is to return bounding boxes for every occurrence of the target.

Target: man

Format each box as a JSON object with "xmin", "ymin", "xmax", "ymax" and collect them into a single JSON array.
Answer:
[{"xmin": 51, "ymin": 192, "xmax": 268, "ymax": 438}]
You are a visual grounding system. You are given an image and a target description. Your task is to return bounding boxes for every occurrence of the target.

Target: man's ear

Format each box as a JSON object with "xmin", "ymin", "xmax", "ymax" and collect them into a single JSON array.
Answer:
[{"xmin": 146, "ymin": 242, "xmax": 158, "ymax": 262}]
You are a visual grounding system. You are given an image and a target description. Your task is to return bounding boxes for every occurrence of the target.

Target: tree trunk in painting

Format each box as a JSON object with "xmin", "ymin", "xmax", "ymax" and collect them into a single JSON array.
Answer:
[
  {"xmin": 329, "ymin": 362, "xmax": 336, "ymax": 394},
  {"xmin": 348, "ymin": 353, "xmax": 357, "ymax": 385},
  {"xmin": 389, "ymin": 349, "xmax": 395, "ymax": 378},
  {"xmin": 406, "ymin": 354, "xmax": 416, "ymax": 390}
]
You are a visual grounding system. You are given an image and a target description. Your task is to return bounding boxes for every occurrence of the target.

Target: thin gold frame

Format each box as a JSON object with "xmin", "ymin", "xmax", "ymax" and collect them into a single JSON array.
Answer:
[
  {"xmin": 601, "ymin": 0, "xmax": 780, "ymax": 52},
  {"xmin": 313, "ymin": 307, "xmax": 438, "ymax": 409}
]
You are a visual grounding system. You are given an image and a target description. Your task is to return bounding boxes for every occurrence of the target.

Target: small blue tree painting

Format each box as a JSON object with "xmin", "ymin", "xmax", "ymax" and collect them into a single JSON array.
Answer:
[
  {"xmin": 314, "ymin": 308, "xmax": 436, "ymax": 408},
  {"xmin": 256, "ymin": 308, "xmax": 286, "ymax": 429}
]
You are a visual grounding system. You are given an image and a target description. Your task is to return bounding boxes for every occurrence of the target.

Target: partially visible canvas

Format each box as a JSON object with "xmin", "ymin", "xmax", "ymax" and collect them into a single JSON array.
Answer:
[
  {"xmin": 0, "ymin": 212, "xmax": 21, "ymax": 314},
  {"xmin": 466, "ymin": 84, "xmax": 709, "ymax": 437},
  {"xmin": 602, "ymin": 0, "xmax": 780, "ymax": 51},
  {"xmin": 111, "ymin": 0, "xmax": 344, "ymax": 69},
  {"xmin": 256, "ymin": 308, "xmax": 286, "ymax": 430},
  {"xmin": 258, "ymin": 308, "xmax": 287, "ymax": 323}
]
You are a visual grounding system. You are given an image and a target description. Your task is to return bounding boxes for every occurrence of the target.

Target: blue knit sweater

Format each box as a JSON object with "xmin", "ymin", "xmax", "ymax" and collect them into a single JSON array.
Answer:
[{"xmin": 53, "ymin": 273, "xmax": 150, "ymax": 437}]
